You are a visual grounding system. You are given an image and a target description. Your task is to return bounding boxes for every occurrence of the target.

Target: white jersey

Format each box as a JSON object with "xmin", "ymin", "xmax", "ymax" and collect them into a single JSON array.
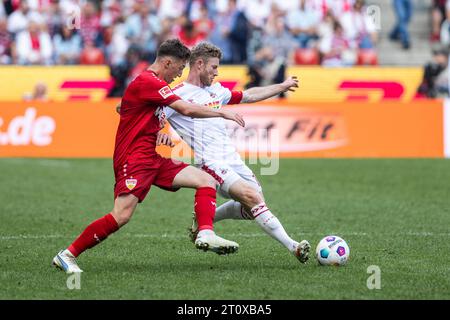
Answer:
[{"xmin": 166, "ymin": 81, "xmax": 243, "ymax": 163}]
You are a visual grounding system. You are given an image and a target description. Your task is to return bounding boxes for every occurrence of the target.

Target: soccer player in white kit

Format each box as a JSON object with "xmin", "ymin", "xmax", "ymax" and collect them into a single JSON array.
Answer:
[{"xmin": 164, "ymin": 42, "xmax": 311, "ymax": 263}]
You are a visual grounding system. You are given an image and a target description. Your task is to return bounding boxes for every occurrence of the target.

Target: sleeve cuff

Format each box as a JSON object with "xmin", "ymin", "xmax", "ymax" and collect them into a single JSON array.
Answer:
[
  {"xmin": 166, "ymin": 95, "xmax": 181, "ymax": 106},
  {"xmin": 228, "ymin": 91, "xmax": 243, "ymax": 105}
]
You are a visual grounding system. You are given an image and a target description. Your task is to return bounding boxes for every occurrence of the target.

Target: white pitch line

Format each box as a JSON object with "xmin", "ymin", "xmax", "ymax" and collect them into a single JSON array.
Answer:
[
  {"xmin": 0, "ymin": 234, "xmax": 64, "ymax": 240},
  {"xmin": 0, "ymin": 158, "xmax": 71, "ymax": 168},
  {"xmin": 1, "ymin": 232, "xmax": 450, "ymax": 241},
  {"xmin": 36, "ymin": 160, "xmax": 71, "ymax": 168}
]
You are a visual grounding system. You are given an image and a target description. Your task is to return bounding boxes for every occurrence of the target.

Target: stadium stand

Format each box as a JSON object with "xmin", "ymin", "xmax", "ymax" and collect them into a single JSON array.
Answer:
[
  {"xmin": 377, "ymin": 0, "xmax": 433, "ymax": 65},
  {"xmin": 0, "ymin": 0, "xmax": 442, "ymax": 92}
]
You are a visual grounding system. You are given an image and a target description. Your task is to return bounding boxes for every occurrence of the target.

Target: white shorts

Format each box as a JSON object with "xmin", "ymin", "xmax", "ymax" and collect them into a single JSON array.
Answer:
[{"xmin": 199, "ymin": 157, "xmax": 262, "ymax": 199}]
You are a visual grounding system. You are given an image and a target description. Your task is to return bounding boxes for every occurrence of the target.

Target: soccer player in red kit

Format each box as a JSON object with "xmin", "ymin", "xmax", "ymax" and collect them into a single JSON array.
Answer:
[{"xmin": 52, "ymin": 39, "xmax": 245, "ymax": 273}]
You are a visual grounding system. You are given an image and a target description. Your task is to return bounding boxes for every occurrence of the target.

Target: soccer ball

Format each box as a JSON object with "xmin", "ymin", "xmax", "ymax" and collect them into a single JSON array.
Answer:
[{"xmin": 315, "ymin": 235, "xmax": 350, "ymax": 266}]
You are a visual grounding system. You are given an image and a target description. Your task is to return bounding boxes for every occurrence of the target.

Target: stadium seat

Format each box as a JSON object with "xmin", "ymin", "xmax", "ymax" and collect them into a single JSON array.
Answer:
[
  {"xmin": 356, "ymin": 49, "xmax": 378, "ymax": 66},
  {"xmin": 294, "ymin": 48, "xmax": 320, "ymax": 65},
  {"xmin": 80, "ymin": 47, "xmax": 105, "ymax": 65}
]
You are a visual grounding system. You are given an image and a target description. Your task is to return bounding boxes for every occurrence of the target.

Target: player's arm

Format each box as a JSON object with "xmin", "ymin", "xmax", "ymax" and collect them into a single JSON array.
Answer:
[
  {"xmin": 169, "ymin": 99, "xmax": 245, "ymax": 127},
  {"xmin": 115, "ymin": 100, "xmax": 244, "ymax": 128},
  {"xmin": 241, "ymin": 76, "xmax": 299, "ymax": 103}
]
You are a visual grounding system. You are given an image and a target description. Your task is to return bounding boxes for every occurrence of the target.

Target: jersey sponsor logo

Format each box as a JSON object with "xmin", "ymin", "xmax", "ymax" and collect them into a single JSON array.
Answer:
[
  {"xmin": 172, "ymin": 83, "xmax": 184, "ymax": 91},
  {"xmin": 158, "ymin": 86, "xmax": 174, "ymax": 99},
  {"xmin": 204, "ymin": 100, "xmax": 221, "ymax": 110},
  {"xmin": 126, "ymin": 178, "xmax": 137, "ymax": 190}
]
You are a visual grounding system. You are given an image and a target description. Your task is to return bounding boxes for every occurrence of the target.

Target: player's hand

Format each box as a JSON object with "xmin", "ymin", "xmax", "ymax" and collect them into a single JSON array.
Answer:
[
  {"xmin": 282, "ymin": 76, "xmax": 299, "ymax": 92},
  {"xmin": 156, "ymin": 132, "xmax": 175, "ymax": 147},
  {"xmin": 116, "ymin": 103, "xmax": 121, "ymax": 114},
  {"xmin": 221, "ymin": 109, "xmax": 245, "ymax": 127}
]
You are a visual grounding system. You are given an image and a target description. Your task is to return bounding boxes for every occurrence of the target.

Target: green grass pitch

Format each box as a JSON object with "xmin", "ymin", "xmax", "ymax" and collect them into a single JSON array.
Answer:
[{"xmin": 0, "ymin": 158, "xmax": 449, "ymax": 299}]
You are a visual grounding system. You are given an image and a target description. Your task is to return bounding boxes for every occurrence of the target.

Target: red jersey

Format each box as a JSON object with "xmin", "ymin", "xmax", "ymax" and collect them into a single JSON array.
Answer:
[{"xmin": 113, "ymin": 70, "xmax": 180, "ymax": 168}]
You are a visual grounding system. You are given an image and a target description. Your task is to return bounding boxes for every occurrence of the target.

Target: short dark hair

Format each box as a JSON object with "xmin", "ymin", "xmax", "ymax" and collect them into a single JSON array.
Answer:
[
  {"xmin": 189, "ymin": 42, "xmax": 223, "ymax": 67},
  {"xmin": 157, "ymin": 39, "xmax": 191, "ymax": 61}
]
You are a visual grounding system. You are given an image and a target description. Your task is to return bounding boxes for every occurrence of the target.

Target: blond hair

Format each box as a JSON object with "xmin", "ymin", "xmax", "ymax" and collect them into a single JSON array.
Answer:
[{"xmin": 189, "ymin": 42, "xmax": 223, "ymax": 67}]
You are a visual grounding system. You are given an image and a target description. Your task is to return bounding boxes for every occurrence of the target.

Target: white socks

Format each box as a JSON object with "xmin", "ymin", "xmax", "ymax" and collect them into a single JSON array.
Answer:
[
  {"xmin": 215, "ymin": 200, "xmax": 252, "ymax": 222},
  {"xmin": 250, "ymin": 203, "xmax": 298, "ymax": 252},
  {"xmin": 215, "ymin": 200, "xmax": 298, "ymax": 252}
]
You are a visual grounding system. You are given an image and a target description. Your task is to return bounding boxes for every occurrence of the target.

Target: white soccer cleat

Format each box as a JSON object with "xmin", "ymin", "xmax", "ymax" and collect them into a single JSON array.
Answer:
[
  {"xmin": 52, "ymin": 249, "xmax": 83, "ymax": 273},
  {"xmin": 293, "ymin": 240, "xmax": 311, "ymax": 264},
  {"xmin": 195, "ymin": 231, "xmax": 239, "ymax": 255}
]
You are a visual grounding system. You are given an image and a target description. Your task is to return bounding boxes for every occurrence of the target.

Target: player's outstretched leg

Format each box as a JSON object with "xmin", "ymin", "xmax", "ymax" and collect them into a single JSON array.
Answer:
[
  {"xmin": 189, "ymin": 197, "xmax": 310, "ymax": 262},
  {"xmin": 173, "ymin": 166, "xmax": 239, "ymax": 255},
  {"xmin": 52, "ymin": 194, "xmax": 138, "ymax": 273},
  {"xmin": 228, "ymin": 180, "xmax": 310, "ymax": 263}
]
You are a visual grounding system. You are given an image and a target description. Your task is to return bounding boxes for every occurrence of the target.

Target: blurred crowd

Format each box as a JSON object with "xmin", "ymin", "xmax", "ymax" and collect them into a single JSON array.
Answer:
[
  {"xmin": 432, "ymin": 0, "xmax": 450, "ymax": 44},
  {"xmin": 415, "ymin": 0, "xmax": 450, "ymax": 98},
  {"xmin": 0, "ymin": 0, "xmax": 382, "ymax": 95}
]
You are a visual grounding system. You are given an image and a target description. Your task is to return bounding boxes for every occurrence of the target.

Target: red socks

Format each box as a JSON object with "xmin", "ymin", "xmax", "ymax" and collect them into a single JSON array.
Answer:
[
  {"xmin": 68, "ymin": 213, "xmax": 119, "ymax": 257},
  {"xmin": 67, "ymin": 188, "xmax": 216, "ymax": 257},
  {"xmin": 194, "ymin": 187, "xmax": 216, "ymax": 231}
]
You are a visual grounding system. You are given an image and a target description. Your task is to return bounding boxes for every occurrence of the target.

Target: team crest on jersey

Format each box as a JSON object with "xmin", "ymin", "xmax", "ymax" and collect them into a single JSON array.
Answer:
[
  {"xmin": 126, "ymin": 178, "xmax": 137, "ymax": 190},
  {"xmin": 158, "ymin": 86, "xmax": 174, "ymax": 99}
]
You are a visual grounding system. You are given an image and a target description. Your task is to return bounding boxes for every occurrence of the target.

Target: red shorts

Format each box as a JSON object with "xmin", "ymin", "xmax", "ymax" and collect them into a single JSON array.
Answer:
[{"xmin": 114, "ymin": 155, "xmax": 189, "ymax": 203}]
